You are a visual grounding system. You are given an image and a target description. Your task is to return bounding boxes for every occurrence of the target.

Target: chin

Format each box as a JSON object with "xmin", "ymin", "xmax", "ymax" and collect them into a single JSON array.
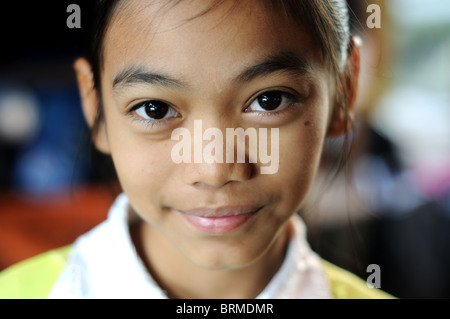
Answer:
[{"xmin": 181, "ymin": 235, "xmax": 276, "ymax": 271}]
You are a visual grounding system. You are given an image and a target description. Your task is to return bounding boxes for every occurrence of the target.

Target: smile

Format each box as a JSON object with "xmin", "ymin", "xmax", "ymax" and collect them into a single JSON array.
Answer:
[{"xmin": 178, "ymin": 205, "xmax": 263, "ymax": 235}]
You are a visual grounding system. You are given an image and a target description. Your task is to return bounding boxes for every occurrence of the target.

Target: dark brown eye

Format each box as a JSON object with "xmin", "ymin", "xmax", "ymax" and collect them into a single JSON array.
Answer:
[
  {"xmin": 257, "ymin": 92, "xmax": 283, "ymax": 111},
  {"xmin": 143, "ymin": 101, "xmax": 169, "ymax": 119},
  {"xmin": 246, "ymin": 90, "xmax": 298, "ymax": 113},
  {"xmin": 133, "ymin": 100, "xmax": 178, "ymax": 121}
]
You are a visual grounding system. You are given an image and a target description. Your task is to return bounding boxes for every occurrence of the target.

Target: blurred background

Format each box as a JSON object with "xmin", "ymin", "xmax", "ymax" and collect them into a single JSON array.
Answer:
[
  {"xmin": 0, "ymin": 0, "xmax": 449, "ymax": 298},
  {"xmin": 0, "ymin": 0, "xmax": 117, "ymax": 277}
]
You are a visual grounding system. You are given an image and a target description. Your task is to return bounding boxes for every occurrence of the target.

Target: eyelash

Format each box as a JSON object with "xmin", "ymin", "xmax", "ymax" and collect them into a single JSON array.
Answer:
[
  {"xmin": 127, "ymin": 100, "xmax": 179, "ymax": 129},
  {"xmin": 126, "ymin": 89, "xmax": 301, "ymax": 128},
  {"xmin": 243, "ymin": 90, "xmax": 301, "ymax": 118},
  {"xmin": 129, "ymin": 115, "xmax": 164, "ymax": 129}
]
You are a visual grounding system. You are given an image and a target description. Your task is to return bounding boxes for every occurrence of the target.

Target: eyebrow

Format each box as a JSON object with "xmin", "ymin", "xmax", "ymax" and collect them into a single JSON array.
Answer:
[
  {"xmin": 236, "ymin": 51, "xmax": 313, "ymax": 83},
  {"xmin": 113, "ymin": 66, "xmax": 185, "ymax": 90},
  {"xmin": 112, "ymin": 51, "xmax": 313, "ymax": 91}
]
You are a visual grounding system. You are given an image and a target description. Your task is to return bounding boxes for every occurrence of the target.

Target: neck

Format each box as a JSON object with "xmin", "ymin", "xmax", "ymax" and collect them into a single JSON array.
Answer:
[{"xmin": 132, "ymin": 222, "xmax": 292, "ymax": 299}]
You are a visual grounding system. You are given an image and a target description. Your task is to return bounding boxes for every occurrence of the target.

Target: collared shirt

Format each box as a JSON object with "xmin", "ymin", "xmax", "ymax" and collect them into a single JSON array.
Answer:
[{"xmin": 48, "ymin": 193, "xmax": 332, "ymax": 299}]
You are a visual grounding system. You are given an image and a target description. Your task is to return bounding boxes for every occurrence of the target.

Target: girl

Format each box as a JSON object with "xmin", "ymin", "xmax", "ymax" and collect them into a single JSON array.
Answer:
[{"xmin": 0, "ymin": 0, "xmax": 391, "ymax": 299}]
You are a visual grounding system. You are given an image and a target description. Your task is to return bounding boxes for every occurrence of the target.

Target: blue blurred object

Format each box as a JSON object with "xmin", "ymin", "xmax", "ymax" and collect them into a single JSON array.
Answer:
[{"xmin": 11, "ymin": 88, "xmax": 89, "ymax": 196}]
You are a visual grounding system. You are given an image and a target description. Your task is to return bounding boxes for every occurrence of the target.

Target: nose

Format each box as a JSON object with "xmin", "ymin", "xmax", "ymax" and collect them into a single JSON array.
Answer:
[
  {"xmin": 178, "ymin": 119, "xmax": 255, "ymax": 187},
  {"xmin": 183, "ymin": 161, "xmax": 253, "ymax": 188}
]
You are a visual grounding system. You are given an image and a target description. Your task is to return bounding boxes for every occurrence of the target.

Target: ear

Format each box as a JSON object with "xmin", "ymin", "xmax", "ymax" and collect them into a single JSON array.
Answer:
[
  {"xmin": 74, "ymin": 57, "xmax": 111, "ymax": 154},
  {"xmin": 327, "ymin": 36, "xmax": 361, "ymax": 137}
]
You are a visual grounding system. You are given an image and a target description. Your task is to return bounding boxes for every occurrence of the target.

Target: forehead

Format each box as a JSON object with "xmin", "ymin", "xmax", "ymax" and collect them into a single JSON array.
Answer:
[{"xmin": 102, "ymin": 0, "xmax": 322, "ymax": 86}]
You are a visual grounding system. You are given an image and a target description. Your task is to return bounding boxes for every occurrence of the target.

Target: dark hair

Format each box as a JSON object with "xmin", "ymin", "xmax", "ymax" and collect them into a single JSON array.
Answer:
[
  {"xmin": 86, "ymin": 0, "xmax": 354, "ymax": 173},
  {"xmin": 87, "ymin": 0, "xmax": 122, "ymax": 138}
]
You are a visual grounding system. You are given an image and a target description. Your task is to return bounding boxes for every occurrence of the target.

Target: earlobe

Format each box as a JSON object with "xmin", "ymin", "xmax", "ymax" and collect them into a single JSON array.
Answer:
[
  {"xmin": 74, "ymin": 57, "xmax": 111, "ymax": 154},
  {"xmin": 327, "ymin": 36, "xmax": 361, "ymax": 138}
]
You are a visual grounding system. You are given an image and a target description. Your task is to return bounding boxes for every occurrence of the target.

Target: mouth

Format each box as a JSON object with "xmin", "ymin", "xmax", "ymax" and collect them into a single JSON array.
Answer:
[{"xmin": 177, "ymin": 205, "xmax": 264, "ymax": 235}]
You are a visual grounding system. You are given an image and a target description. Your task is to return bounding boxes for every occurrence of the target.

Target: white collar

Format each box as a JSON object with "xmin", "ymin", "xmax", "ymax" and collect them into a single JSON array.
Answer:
[{"xmin": 49, "ymin": 193, "xmax": 331, "ymax": 299}]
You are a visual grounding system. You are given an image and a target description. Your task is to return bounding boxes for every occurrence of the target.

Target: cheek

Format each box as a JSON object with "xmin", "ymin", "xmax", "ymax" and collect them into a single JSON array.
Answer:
[
  {"xmin": 106, "ymin": 125, "xmax": 176, "ymax": 212},
  {"xmin": 278, "ymin": 129, "xmax": 322, "ymax": 195},
  {"xmin": 274, "ymin": 104, "xmax": 330, "ymax": 207}
]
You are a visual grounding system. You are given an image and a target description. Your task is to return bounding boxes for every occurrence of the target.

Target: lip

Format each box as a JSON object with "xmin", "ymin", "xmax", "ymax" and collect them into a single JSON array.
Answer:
[{"xmin": 178, "ymin": 205, "xmax": 263, "ymax": 235}]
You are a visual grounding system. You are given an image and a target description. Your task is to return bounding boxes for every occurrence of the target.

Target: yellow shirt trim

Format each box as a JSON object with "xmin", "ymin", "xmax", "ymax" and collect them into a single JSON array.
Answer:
[
  {"xmin": 0, "ymin": 246, "xmax": 393, "ymax": 299},
  {"xmin": 0, "ymin": 246, "xmax": 71, "ymax": 299},
  {"xmin": 321, "ymin": 259, "xmax": 394, "ymax": 299}
]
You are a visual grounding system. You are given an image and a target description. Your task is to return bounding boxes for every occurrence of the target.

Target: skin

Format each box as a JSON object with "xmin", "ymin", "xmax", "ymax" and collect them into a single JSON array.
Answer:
[{"xmin": 75, "ymin": 0, "xmax": 360, "ymax": 298}]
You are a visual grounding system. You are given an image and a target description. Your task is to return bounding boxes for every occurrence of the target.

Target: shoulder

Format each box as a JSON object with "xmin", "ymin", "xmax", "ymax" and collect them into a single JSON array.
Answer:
[
  {"xmin": 0, "ymin": 247, "xmax": 394, "ymax": 299},
  {"xmin": 0, "ymin": 246, "xmax": 71, "ymax": 299},
  {"xmin": 321, "ymin": 259, "xmax": 394, "ymax": 299}
]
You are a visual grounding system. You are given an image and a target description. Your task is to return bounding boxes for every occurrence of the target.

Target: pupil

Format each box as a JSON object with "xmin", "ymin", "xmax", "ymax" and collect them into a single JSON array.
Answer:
[
  {"xmin": 258, "ymin": 92, "xmax": 282, "ymax": 110},
  {"xmin": 145, "ymin": 101, "xmax": 169, "ymax": 119}
]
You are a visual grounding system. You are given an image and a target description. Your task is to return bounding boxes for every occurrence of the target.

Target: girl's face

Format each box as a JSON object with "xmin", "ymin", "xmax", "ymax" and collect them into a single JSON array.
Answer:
[{"xmin": 82, "ymin": 0, "xmax": 340, "ymax": 269}]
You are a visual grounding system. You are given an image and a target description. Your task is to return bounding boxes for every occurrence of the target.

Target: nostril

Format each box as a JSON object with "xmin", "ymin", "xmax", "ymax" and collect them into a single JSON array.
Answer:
[{"xmin": 183, "ymin": 161, "xmax": 254, "ymax": 187}]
